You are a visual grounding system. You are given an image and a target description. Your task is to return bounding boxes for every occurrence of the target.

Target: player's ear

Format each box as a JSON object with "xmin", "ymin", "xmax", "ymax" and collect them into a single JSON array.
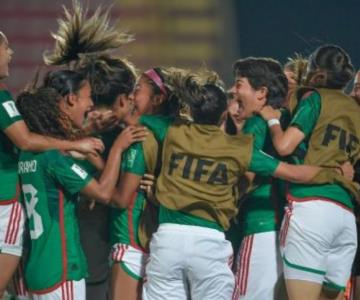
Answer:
[
  {"xmin": 65, "ymin": 93, "xmax": 77, "ymax": 107},
  {"xmin": 254, "ymin": 86, "xmax": 267, "ymax": 112},
  {"xmin": 152, "ymin": 94, "xmax": 165, "ymax": 107}
]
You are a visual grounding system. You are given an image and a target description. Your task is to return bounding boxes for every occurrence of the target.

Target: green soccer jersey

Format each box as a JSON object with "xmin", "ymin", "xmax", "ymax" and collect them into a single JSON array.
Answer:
[
  {"xmin": 110, "ymin": 115, "xmax": 171, "ymax": 249},
  {"xmin": 240, "ymin": 114, "xmax": 288, "ymax": 236},
  {"xmin": 289, "ymin": 92, "xmax": 354, "ymax": 209},
  {"xmin": 0, "ymin": 88, "xmax": 23, "ymax": 202},
  {"xmin": 110, "ymin": 142, "xmax": 147, "ymax": 248},
  {"xmin": 19, "ymin": 149, "xmax": 92, "ymax": 292},
  {"xmin": 140, "ymin": 114, "xmax": 281, "ymax": 231},
  {"xmin": 100, "ymin": 127, "xmax": 122, "ymax": 160}
]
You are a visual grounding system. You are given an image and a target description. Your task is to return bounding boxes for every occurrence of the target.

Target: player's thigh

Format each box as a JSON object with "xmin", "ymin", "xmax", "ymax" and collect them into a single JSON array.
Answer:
[
  {"xmin": 0, "ymin": 202, "xmax": 25, "ymax": 258},
  {"xmin": 233, "ymin": 232, "xmax": 283, "ymax": 300},
  {"xmin": 323, "ymin": 207, "xmax": 357, "ymax": 296},
  {"xmin": 142, "ymin": 225, "xmax": 192, "ymax": 300},
  {"xmin": 0, "ymin": 201, "xmax": 25, "ymax": 294},
  {"xmin": 282, "ymin": 201, "xmax": 343, "ymax": 283},
  {"xmin": 110, "ymin": 263, "xmax": 141, "ymax": 300},
  {"xmin": 0, "ymin": 253, "xmax": 20, "ymax": 294},
  {"xmin": 188, "ymin": 229, "xmax": 234, "ymax": 300},
  {"xmin": 286, "ymin": 279, "xmax": 322, "ymax": 300}
]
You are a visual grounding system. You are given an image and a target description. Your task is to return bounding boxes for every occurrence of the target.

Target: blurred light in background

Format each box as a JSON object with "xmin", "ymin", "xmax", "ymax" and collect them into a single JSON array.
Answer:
[
  {"xmin": 1, "ymin": 0, "xmax": 238, "ymax": 93},
  {"xmin": 2, "ymin": 0, "xmax": 359, "ymax": 94}
]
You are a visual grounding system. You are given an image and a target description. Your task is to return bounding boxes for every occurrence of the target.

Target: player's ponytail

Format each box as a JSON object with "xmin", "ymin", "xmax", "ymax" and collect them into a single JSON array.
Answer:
[
  {"xmin": 43, "ymin": 0, "xmax": 133, "ymax": 66},
  {"xmin": 163, "ymin": 68, "xmax": 227, "ymax": 125},
  {"xmin": 284, "ymin": 53, "xmax": 308, "ymax": 86},
  {"xmin": 306, "ymin": 44, "xmax": 355, "ymax": 89},
  {"xmin": 44, "ymin": 0, "xmax": 137, "ymax": 107}
]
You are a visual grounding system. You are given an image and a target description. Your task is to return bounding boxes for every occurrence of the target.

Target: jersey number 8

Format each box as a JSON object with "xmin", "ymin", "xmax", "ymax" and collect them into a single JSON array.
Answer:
[{"xmin": 22, "ymin": 184, "xmax": 44, "ymax": 240}]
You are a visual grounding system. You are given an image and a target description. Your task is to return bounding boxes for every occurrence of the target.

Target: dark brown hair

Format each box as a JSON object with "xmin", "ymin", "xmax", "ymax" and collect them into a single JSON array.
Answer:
[
  {"xmin": 306, "ymin": 44, "xmax": 355, "ymax": 89},
  {"xmin": 17, "ymin": 87, "xmax": 80, "ymax": 140},
  {"xmin": 233, "ymin": 57, "xmax": 288, "ymax": 109}
]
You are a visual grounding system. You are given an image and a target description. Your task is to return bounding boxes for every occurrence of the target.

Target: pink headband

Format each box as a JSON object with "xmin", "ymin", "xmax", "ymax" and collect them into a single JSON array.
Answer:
[{"xmin": 144, "ymin": 69, "xmax": 167, "ymax": 96}]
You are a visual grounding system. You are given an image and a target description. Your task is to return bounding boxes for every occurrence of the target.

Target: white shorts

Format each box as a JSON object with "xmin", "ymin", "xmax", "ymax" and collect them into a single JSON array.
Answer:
[
  {"xmin": 110, "ymin": 243, "xmax": 148, "ymax": 280},
  {"xmin": 143, "ymin": 224, "xmax": 234, "ymax": 300},
  {"xmin": 232, "ymin": 231, "xmax": 283, "ymax": 300},
  {"xmin": 30, "ymin": 279, "xmax": 85, "ymax": 300},
  {"xmin": 0, "ymin": 201, "xmax": 25, "ymax": 257},
  {"xmin": 281, "ymin": 200, "xmax": 357, "ymax": 291}
]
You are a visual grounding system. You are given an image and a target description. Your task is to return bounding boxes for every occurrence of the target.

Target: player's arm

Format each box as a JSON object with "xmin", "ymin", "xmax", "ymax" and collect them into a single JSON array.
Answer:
[
  {"xmin": 5, "ymin": 120, "xmax": 104, "ymax": 155},
  {"xmin": 84, "ymin": 152, "xmax": 105, "ymax": 171},
  {"xmin": 241, "ymin": 116, "xmax": 268, "ymax": 186},
  {"xmin": 259, "ymin": 92, "xmax": 320, "ymax": 156},
  {"xmin": 0, "ymin": 90, "xmax": 103, "ymax": 155},
  {"xmin": 273, "ymin": 162, "xmax": 353, "ymax": 183},
  {"xmin": 249, "ymin": 149, "xmax": 346, "ymax": 184},
  {"xmin": 80, "ymin": 126, "xmax": 147, "ymax": 203},
  {"xmin": 111, "ymin": 141, "xmax": 146, "ymax": 208},
  {"xmin": 112, "ymin": 173, "xmax": 142, "ymax": 208},
  {"xmin": 262, "ymin": 122, "xmax": 304, "ymax": 157},
  {"xmin": 274, "ymin": 163, "xmax": 323, "ymax": 183}
]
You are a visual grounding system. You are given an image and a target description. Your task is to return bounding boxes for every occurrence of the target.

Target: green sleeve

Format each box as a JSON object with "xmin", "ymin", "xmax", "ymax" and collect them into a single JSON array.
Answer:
[
  {"xmin": 45, "ymin": 150, "xmax": 92, "ymax": 195},
  {"xmin": 121, "ymin": 142, "xmax": 146, "ymax": 176},
  {"xmin": 290, "ymin": 92, "xmax": 321, "ymax": 137},
  {"xmin": 248, "ymin": 148, "xmax": 280, "ymax": 176},
  {"xmin": 74, "ymin": 158, "xmax": 98, "ymax": 176},
  {"xmin": 0, "ymin": 90, "xmax": 23, "ymax": 130},
  {"xmin": 139, "ymin": 114, "xmax": 173, "ymax": 142},
  {"xmin": 242, "ymin": 115, "xmax": 267, "ymax": 149}
]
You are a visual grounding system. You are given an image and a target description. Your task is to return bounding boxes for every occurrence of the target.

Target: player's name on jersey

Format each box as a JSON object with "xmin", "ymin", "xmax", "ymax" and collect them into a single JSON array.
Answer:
[{"xmin": 18, "ymin": 160, "xmax": 37, "ymax": 174}]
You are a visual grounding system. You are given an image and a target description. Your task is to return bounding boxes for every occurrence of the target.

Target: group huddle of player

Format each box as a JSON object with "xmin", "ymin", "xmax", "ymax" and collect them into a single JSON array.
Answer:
[{"xmin": 0, "ymin": 2, "xmax": 360, "ymax": 300}]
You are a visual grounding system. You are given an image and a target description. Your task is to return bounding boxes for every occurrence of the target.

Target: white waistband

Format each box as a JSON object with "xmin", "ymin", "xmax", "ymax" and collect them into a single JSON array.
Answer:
[{"xmin": 157, "ymin": 223, "xmax": 225, "ymax": 238}]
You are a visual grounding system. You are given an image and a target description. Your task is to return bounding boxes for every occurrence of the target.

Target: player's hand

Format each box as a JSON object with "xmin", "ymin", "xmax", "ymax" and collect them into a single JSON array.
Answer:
[
  {"xmin": 114, "ymin": 125, "xmax": 148, "ymax": 151},
  {"xmin": 140, "ymin": 173, "xmax": 156, "ymax": 202},
  {"xmin": 73, "ymin": 137, "xmax": 105, "ymax": 155},
  {"xmin": 339, "ymin": 161, "xmax": 355, "ymax": 180},
  {"xmin": 140, "ymin": 173, "xmax": 155, "ymax": 192},
  {"xmin": 68, "ymin": 150, "xmax": 87, "ymax": 159},
  {"xmin": 259, "ymin": 105, "xmax": 281, "ymax": 121},
  {"xmin": 85, "ymin": 110, "xmax": 119, "ymax": 134}
]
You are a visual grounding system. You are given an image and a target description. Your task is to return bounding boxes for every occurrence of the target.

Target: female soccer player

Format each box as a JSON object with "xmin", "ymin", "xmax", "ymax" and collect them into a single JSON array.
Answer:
[
  {"xmin": 43, "ymin": 3, "xmax": 140, "ymax": 299},
  {"xmin": 16, "ymin": 70, "xmax": 146, "ymax": 300},
  {"xmin": 109, "ymin": 67, "xmax": 175, "ymax": 300},
  {"xmin": 229, "ymin": 57, "xmax": 290, "ymax": 300},
  {"xmin": 0, "ymin": 31, "xmax": 103, "ymax": 299},
  {"xmin": 119, "ymin": 68, "xmax": 349, "ymax": 300},
  {"xmin": 260, "ymin": 45, "xmax": 360, "ymax": 300}
]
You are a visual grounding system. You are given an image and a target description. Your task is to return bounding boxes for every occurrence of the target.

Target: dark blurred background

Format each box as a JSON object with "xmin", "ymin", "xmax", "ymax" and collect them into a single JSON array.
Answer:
[{"xmin": 1, "ymin": 0, "xmax": 360, "ymax": 93}]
